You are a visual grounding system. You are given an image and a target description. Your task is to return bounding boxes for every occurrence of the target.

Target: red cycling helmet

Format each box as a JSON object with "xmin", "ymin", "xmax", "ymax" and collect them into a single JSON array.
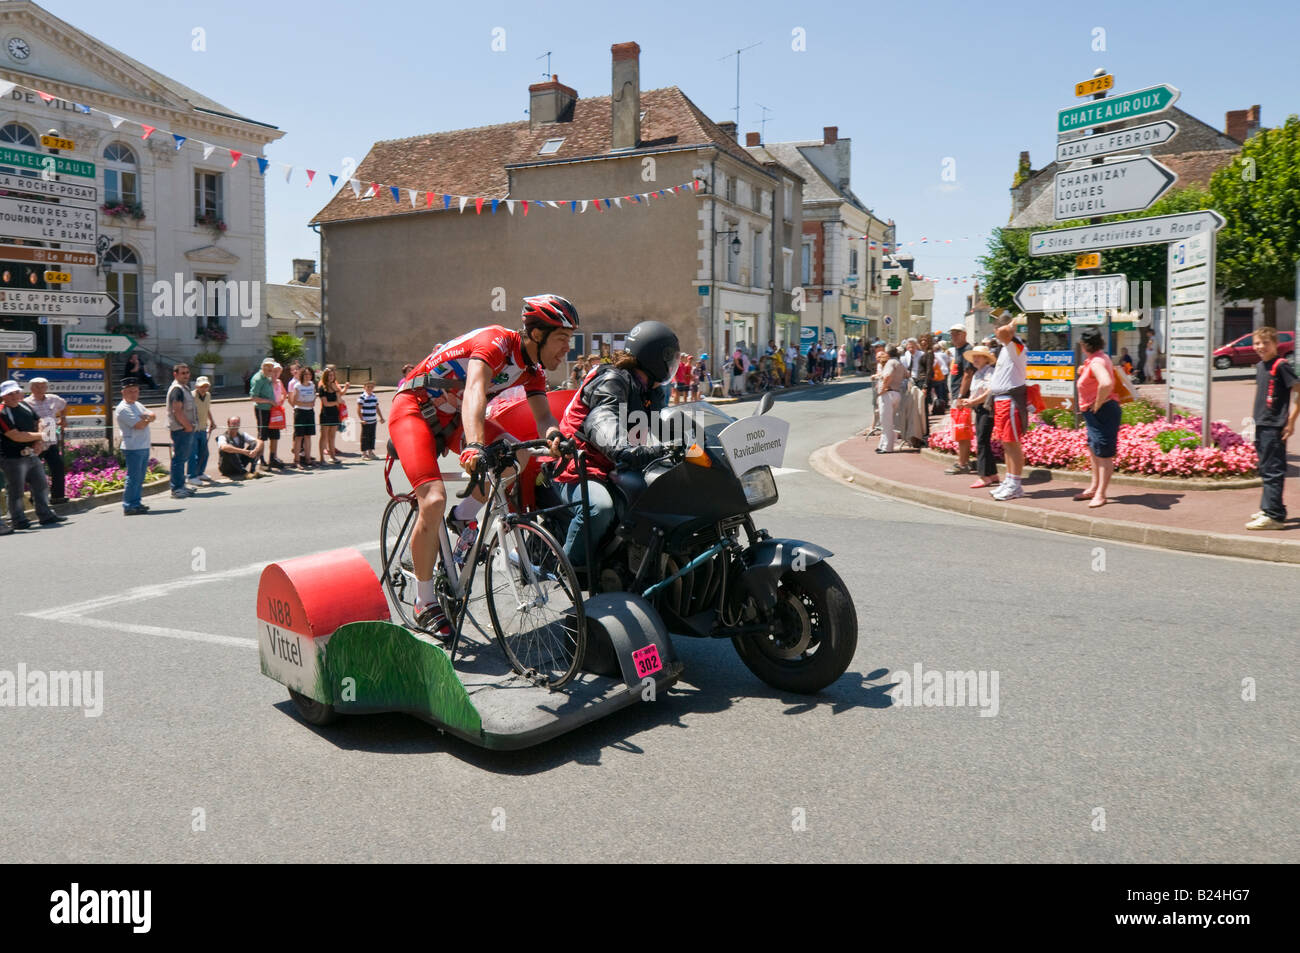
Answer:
[{"xmin": 521, "ymin": 294, "xmax": 580, "ymax": 331}]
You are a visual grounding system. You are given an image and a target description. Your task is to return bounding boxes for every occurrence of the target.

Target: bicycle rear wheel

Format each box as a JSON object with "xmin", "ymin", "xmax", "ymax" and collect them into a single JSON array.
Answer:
[
  {"xmin": 379, "ymin": 497, "xmax": 422, "ymax": 630},
  {"xmin": 482, "ymin": 519, "xmax": 585, "ymax": 689}
]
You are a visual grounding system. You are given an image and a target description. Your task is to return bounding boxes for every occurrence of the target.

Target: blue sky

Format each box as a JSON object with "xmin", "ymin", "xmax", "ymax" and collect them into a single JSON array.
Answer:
[{"xmin": 41, "ymin": 0, "xmax": 1300, "ymax": 326}]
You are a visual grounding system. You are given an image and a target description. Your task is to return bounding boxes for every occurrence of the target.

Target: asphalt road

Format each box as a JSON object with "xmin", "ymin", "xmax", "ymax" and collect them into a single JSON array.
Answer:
[{"xmin": 4, "ymin": 378, "xmax": 1296, "ymax": 863}]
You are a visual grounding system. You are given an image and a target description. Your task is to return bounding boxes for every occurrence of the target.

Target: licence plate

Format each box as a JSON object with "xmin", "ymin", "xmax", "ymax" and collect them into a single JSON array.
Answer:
[{"xmin": 631, "ymin": 644, "xmax": 663, "ymax": 678}]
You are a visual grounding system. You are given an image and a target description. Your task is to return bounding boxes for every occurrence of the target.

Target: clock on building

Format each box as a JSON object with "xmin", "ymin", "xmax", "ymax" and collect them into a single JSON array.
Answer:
[{"xmin": 7, "ymin": 37, "xmax": 32, "ymax": 60}]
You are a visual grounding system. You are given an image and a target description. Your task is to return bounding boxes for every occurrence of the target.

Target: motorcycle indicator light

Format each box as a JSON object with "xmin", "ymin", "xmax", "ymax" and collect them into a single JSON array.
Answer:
[{"xmin": 686, "ymin": 444, "xmax": 712, "ymax": 468}]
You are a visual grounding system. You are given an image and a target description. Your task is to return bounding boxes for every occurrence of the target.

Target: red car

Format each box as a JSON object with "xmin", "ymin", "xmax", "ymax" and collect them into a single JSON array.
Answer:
[{"xmin": 1212, "ymin": 331, "xmax": 1294, "ymax": 369}]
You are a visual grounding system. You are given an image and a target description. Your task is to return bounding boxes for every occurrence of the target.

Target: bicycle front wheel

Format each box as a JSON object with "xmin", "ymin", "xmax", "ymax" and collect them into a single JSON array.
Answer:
[
  {"xmin": 482, "ymin": 519, "xmax": 586, "ymax": 689},
  {"xmin": 379, "ymin": 496, "xmax": 421, "ymax": 630}
]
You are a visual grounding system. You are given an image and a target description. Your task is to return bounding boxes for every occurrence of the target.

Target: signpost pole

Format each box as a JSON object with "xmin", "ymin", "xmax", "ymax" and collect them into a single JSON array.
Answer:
[
  {"xmin": 1203, "ymin": 236, "xmax": 1216, "ymax": 446},
  {"xmin": 1077, "ymin": 70, "xmax": 1109, "ymax": 427}
]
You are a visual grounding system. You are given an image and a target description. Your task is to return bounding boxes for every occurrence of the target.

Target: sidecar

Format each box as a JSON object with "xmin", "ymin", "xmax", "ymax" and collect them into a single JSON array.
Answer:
[{"xmin": 258, "ymin": 547, "xmax": 682, "ymax": 750}]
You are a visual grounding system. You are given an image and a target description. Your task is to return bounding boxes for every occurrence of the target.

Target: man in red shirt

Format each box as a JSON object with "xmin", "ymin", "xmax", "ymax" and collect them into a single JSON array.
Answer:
[{"xmin": 390, "ymin": 294, "xmax": 577, "ymax": 633}]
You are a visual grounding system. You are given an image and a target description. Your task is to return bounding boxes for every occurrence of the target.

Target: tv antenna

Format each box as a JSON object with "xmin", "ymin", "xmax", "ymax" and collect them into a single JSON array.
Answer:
[
  {"xmin": 719, "ymin": 42, "xmax": 761, "ymax": 127},
  {"xmin": 754, "ymin": 103, "xmax": 774, "ymax": 142},
  {"xmin": 537, "ymin": 50, "xmax": 553, "ymax": 77}
]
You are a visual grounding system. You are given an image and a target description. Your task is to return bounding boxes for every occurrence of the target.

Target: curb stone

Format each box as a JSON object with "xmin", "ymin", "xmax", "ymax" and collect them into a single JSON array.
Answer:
[
  {"xmin": 811, "ymin": 442, "xmax": 1300, "ymax": 565},
  {"xmin": 918, "ymin": 448, "xmax": 1261, "ymax": 491}
]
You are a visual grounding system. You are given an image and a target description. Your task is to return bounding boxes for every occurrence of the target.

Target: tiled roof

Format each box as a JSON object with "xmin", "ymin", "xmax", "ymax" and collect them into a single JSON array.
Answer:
[
  {"xmin": 311, "ymin": 86, "xmax": 772, "ymax": 226},
  {"xmin": 748, "ymin": 140, "xmax": 865, "ymax": 208},
  {"xmin": 265, "ymin": 282, "xmax": 322, "ymax": 325}
]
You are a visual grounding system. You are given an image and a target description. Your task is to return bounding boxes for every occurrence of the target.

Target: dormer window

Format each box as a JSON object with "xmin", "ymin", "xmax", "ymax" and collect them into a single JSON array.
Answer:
[{"xmin": 538, "ymin": 138, "xmax": 565, "ymax": 156}]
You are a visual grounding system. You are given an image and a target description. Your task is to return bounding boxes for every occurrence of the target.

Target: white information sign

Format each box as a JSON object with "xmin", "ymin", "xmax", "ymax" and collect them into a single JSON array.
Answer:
[{"xmin": 718, "ymin": 414, "xmax": 790, "ymax": 476}]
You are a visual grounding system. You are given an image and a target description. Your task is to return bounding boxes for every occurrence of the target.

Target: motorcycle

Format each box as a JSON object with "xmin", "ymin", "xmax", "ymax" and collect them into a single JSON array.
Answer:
[{"xmin": 505, "ymin": 390, "xmax": 859, "ymax": 695}]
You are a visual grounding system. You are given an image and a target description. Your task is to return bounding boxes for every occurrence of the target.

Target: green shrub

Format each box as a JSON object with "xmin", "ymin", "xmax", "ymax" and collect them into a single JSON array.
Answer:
[
  {"xmin": 1121, "ymin": 400, "xmax": 1161, "ymax": 425},
  {"xmin": 1153, "ymin": 428, "xmax": 1200, "ymax": 452},
  {"xmin": 1039, "ymin": 406, "xmax": 1077, "ymax": 429},
  {"xmin": 270, "ymin": 332, "xmax": 306, "ymax": 365}
]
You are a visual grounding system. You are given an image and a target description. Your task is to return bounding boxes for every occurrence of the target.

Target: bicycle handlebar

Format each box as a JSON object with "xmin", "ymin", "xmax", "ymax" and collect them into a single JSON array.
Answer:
[{"xmin": 455, "ymin": 435, "xmax": 575, "ymax": 499}]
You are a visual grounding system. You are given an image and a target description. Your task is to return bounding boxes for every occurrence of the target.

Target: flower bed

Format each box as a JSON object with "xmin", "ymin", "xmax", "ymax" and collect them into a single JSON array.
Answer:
[
  {"xmin": 64, "ymin": 444, "xmax": 167, "ymax": 500},
  {"xmin": 928, "ymin": 407, "xmax": 1257, "ymax": 478}
]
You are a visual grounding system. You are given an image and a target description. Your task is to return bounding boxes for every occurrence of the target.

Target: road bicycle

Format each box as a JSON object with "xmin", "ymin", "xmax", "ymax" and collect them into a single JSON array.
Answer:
[{"xmin": 379, "ymin": 437, "xmax": 586, "ymax": 689}]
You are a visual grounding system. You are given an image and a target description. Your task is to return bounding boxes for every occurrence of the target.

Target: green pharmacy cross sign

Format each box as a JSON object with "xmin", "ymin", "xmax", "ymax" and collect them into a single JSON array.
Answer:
[
  {"xmin": 1057, "ymin": 84, "xmax": 1180, "ymax": 135},
  {"xmin": 886, "ymin": 275, "xmax": 903, "ymax": 291},
  {"xmin": 0, "ymin": 146, "xmax": 95, "ymax": 179}
]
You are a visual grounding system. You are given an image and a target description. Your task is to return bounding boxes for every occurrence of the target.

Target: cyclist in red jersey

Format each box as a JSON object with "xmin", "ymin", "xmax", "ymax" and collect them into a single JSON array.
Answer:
[{"xmin": 390, "ymin": 294, "xmax": 577, "ymax": 634}]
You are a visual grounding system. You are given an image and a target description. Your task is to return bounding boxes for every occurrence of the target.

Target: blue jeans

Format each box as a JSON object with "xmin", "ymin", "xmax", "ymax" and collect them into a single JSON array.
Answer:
[
  {"xmin": 123, "ymin": 448, "xmax": 148, "ymax": 510},
  {"xmin": 558, "ymin": 479, "xmax": 616, "ymax": 567},
  {"xmin": 188, "ymin": 429, "xmax": 210, "ymax": 479},
  {"xmin": 170, "ymin": 430, "xmax": 194, "ymax": 490},
  {"xmin": 1256, "ymin": 426, "xmax": 1287, "ymax": 521}
]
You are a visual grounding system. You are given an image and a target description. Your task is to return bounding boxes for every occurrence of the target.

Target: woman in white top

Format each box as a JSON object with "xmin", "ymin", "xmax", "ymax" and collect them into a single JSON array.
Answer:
[
  {"xmin": 876, "ymin": 346, "xmax": 907, "ymax": 452},
  {"xmin": 289, "ymin": 366, "xmax": 317, "ymax": 468}
]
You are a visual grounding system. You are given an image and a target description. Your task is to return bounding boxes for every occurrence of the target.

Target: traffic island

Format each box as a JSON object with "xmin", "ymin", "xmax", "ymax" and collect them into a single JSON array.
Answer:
[{"xmin": 812, "ymin": 436, "xmax": 1300, "ymax": 564}]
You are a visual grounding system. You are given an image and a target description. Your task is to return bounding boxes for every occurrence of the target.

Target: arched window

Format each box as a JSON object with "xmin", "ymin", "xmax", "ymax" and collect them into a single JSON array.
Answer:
[
  {"xmin": 0, "ymin": 122, "xmax": 38, "ymax": 146},
  {"xmin": 103, "ymin": 244, "xmax": 141, "ymax": 325},
  {"xmin": 0, "ymin": 123, "xmax": 39, "ymax": 177},
  {"xmin": 103, "ymin": 142, "xmax": 139, "ymax": 206}
]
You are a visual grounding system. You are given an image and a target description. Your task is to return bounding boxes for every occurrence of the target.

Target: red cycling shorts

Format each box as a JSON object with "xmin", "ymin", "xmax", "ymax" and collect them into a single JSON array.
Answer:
[
  {"xmin": 993, "ymin": 396, "xmax": 1026, "ymax": 444},
  {"xmin": 388, "ymin": 391, "xmax": 506, "ymax": 490}
]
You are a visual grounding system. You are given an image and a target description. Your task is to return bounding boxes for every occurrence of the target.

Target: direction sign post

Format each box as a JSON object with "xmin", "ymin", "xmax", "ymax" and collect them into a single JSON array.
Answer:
[
  {"xmin": 1057, "ymin": 84, "xmax": 1180, "ymax": 134},
  {"xmin": 0, "ymin": 289, "xmax": 119, "ymax": 317},
  {"xmin": 1014, "ymin": 275, "xmax": 1128, "ymax": 314},
  {"xmin": 1053, "ymin": 155, "xmax": 1177, "ymax": 221},
  {"xmin": 1165, "ymin": 233, "xmax": 1216, "ymax": 442},
  {"xmin": 63, "ymin": 333, "xmax": 137, "ymax": 354},
  {"xmin": 1029, "ymin": 210, "xmax": 1226, "ymax": 257},
  {"xmin": 1055, "ymin": 120, "xmax": 1180, "ymax": 163},
  {"xmin": 0, "ymin": 194, "xmax": 98, "ymax": 245},
  {"xmin": 0, "ymin": 330, "xmax": 37, "ymax": 352}
]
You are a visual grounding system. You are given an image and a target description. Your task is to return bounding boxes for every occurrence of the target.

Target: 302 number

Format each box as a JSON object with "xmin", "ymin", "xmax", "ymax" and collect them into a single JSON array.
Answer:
[{"xmin": 265, "ymin": 597, "xmax": 292, "ymax": 627}]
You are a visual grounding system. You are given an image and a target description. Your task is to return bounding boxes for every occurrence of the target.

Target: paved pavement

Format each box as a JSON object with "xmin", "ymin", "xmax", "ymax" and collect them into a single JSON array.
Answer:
[
  {"xmin": 818, "ymin": 378, "xmax": 1299, "ymax": 561},
  {"xmin": 4, "ymin": 377, "xmax": 1296, "ymax": 862}
]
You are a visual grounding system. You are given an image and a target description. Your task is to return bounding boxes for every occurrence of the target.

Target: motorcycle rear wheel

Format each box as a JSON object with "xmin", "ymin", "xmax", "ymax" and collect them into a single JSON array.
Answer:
[{"xmin": 732, "ymin": 561, "xmax": 857, "ymax": 694}]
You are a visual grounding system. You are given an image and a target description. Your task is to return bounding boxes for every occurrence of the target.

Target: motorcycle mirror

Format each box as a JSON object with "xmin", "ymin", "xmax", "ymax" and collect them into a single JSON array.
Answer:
[{"xmin": 754, "ymin": 392, "xmax": 774, "ymax": 417}]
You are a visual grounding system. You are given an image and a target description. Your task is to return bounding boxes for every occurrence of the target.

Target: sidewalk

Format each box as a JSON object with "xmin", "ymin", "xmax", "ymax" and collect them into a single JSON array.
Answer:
[{"xmin": 812, "ymin": 380, "xmax": 1300, "ymax": 564}]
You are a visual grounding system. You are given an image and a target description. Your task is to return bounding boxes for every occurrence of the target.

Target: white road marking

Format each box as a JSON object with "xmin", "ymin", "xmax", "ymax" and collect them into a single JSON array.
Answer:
[
  {"xmin": 771, "ymin": 467, "xmax": 805, "ymax": 476},
  {"xmin": 23, "ymin": 539, "xmax": 381, "ymax": 649}
]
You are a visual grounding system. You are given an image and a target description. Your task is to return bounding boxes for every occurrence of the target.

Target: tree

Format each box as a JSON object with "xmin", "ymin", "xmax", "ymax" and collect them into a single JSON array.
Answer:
[
  {"xmin": 1210, "ymin": 115, "xmax": 1300, "ymax": 326},
  {"xmin": 269, "ymin": 332, "xmax": 306, "ymax": 366},
  {"xmin": 979, "ymin": 185, "xmax": 1216, "ymax": 311}
]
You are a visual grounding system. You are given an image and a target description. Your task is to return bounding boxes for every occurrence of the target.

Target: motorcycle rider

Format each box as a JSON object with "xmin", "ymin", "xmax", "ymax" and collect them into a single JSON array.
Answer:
[
  {"xmin": 390, "ymin": 295, "xmax": 577, "ymax": 634},
  {"xmin": 553, "ymin": 320, "xmax": 680, "ymax": 569}
]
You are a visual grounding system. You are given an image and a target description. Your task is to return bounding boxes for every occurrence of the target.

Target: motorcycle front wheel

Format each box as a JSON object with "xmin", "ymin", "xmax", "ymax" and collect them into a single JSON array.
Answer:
[{"xmin": 732, "ymin": 560, "xmax": 858, "ymax": 694}]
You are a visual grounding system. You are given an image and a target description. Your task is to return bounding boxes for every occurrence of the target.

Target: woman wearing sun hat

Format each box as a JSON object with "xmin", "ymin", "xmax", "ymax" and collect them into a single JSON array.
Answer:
[{"xmin": 955, "ymin": 345, "xmax": 999, "ymax": 488}]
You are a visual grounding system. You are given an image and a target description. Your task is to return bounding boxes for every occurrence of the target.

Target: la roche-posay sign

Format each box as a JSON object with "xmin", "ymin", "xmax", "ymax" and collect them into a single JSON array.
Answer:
[{"xmin": 719, "ymin": 415, "xmax": 789, "ymax": 475}]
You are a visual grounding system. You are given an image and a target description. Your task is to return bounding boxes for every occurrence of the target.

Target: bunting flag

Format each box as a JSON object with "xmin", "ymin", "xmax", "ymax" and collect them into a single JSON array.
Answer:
[
  {"xmin": 522, "ymin": 200, "xmax": 529, "ymax": 216},
  {"xmin": 443, "ymin": 194, "xmax": 451, "ymax": 209},
  {"xmin": 580, "ymin": 200, "xmax": 588, "ymax": 213},
  {"xmin": 256, "ymin": 157, "xmax": 269, "ymax": 175},
  {"xmin": 108, "ymin": 114, "xmax": 124, "ymax": 129},
  {"xmin": 426, "ymin": 191, "xmax": 433, "ymax": 208},
  {"xmin": 409, "ymin": 189, "xmax": 417, "ymax": 208},
  {"xmin": 595, "ymin": 199, "xmax": 603, "ymax": 212},
  {"xmin": 172, "ymin": 134, "xmax": 186, "ymax": 150},
  {"xmin": 0, "ymin": 82, "xmax": 14, "ymax": 99},
  {"xmin": 458, "ymin": 196, "xmax": 468, "ymax": 213},
  {"xmin": 140, "ymin": 124, "xmax": 155, "ymax": 140},
  {"xmin": 283, "ymin": 164, "xmax": 293, "ymax": 183},
  {"xmin": 570, "ymin": 201, "xmax": 577, "ymax": 213},
  {"xmin": 506, "ymin": 200, "xmax": 514, "ymax": 215},
  {"xmin": 370, "ymin": 182, "xmax": 379, "ymax": 197},
  {"xmin": 328, "ymin": 174, "xmax": 338, "ymax": 188},
  {"xmin": 306, "ymin": 169, "xmax": 316, "ymax": 185},
  {"xmin": 349, "ymin": 179, "xmax": 360, "ymax": 197},
  {"xmin": 389, "ymin": 185, "xmax": 400, "ymax": 203},
  {"xmin": 202, "ymin": 142, "xmax": 215, "ymax": 159},
  {"xmin": 612, "ymin": 197, "xmax": 622, "ymax": 209},
  {"xmin": 474, "ymin": 197, "xmax": 483, "ymax": 215},
  {"xmin": 229, "ymin": 149, "xmax": 242, "ymax": 167},
  {"xmin": 36, "ymin": 90, "xmax": 54, "ymax": 102}
]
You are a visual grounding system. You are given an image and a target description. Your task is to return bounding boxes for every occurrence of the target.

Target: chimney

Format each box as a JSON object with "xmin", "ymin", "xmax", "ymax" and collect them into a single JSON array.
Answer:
[
  {"xmin": 823, "ymin": 126, "xmax": 838, "ymax": 144},
  {"xmin": 716, "ymin": 120, "xmax": 738, "ymax": 140},
  {"xmin": 745, "ymin": 131, "xmax": 760, "ymax": 146},
  {"xmin": 292, "ymin": 258, "xmax": 316, "ymax": 283},
  {"xmin": 529, "ymin": 75, "xmax": 577, "ymax": 127},
  {"xmin": 611, "ymin": 42, "xmax": 641, "ymax": 150}
]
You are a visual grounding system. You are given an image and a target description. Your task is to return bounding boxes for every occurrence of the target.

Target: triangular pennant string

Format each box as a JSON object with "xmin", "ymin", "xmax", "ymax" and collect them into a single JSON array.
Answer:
[
  {"xmin": 283, "ymin": 164, "xmax": 293, "ymax": 183},
  {"xmin": 389, "ymin": 185, "xmax": 400, "ymax": 203},
  {"xmin": 612, "ymin": 197, "xmax": 621, "ymax": 209},
  {"xmin": 201, "ymin": 142, "xmax": 215, "ymax": 159},
  {"xmin": 171, "ymin": 134, "xmax": 186, "ymax": 150},
  {"xmin": 506, "ymin": 200, "xmax": 514, "ymax": 215},
  {"xmin": 140, "ymin": 124, "xmax": 156, "ymax": 140},
  {"xmin": 349, "ymin": 178, "xmax": 360, "ymax": 197},
  {"xmin": 458, "ymin": 197, "xmax": 468, "ymax": 213},
  {"xmin": 490, "ymin": 198, "xmax": 499, "ymax": 214},
  {"xmin": 229, "ymin": 149, "xmax": 243, "ymax": 167},
  {"xmin": 36, "ymin": 90, "xmax": 54, "ymax": 103},
  {"xmin": 522, "ymin": 200, "xmax": 529, "ymax": 216},
  {"xmin": 409, "ymin": 189, "xmax": 417, "ymax": 208},
  {"xmin": 475, "ymin": 197, "xmax": 484, "ymax": 215},
  {"xmin": 0, "ymin": 82, "xmax": 14, "ymax": 99},
  {"xmin": 328, "ymin": 174, "xmax": 338, "ymax": 188},
  {"xmin": 443, "ymin": 194, "xmax": 451, "ymax": 209},
  {"xmin": 306, "ymin": 170, "xmax": 317, "ymax": 185},
  {"xmin": 256, "ymin": 157, "xmax": 269, "ymax": 175}
]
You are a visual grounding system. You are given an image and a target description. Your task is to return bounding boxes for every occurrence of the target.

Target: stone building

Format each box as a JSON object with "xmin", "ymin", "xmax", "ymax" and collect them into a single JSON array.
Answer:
[
  {"xmin": 311, "ymin": 43, "xmax": 804, "ymax": 384},
  {"xmin": 0, "ymin": 0, "xmax": 281, "ymax": 384}
]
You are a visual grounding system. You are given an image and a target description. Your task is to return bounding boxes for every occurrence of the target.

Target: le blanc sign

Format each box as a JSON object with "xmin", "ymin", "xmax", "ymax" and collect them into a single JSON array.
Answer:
[{"xmin": 0, "ymin": 194, "xmax": 97, "ymax": 245}]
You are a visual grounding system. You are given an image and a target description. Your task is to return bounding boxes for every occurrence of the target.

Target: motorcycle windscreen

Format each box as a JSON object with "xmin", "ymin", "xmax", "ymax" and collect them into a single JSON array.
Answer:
[{"xmin": 716, "ymin": 415, "xmax": 790, "ymax": 476}]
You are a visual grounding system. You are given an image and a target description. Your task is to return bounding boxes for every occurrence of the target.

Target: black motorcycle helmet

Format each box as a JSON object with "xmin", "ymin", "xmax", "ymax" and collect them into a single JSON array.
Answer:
[{"xmin": 625, "ymin": 320, "xmax": 680, "ymax": 383}]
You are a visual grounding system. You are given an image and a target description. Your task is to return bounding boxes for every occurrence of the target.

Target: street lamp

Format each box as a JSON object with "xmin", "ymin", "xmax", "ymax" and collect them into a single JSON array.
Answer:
[{"xmin": 717, "ymin": 230, "xmax": 741, "ymax": 254}]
